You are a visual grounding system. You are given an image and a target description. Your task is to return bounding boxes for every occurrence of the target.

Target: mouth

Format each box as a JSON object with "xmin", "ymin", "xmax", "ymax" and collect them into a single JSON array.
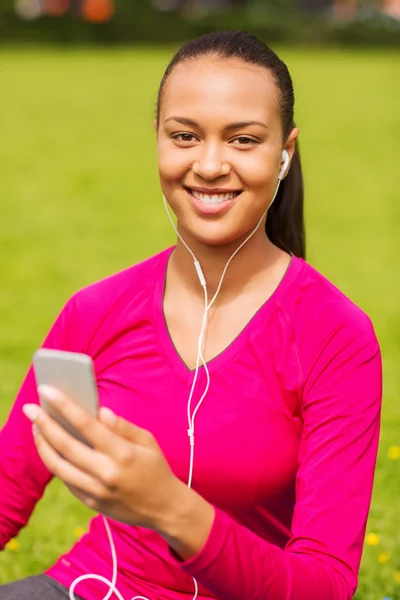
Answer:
[{"xmin": 183, "ymin": 186, "xmax": 243, "ymax": 205}]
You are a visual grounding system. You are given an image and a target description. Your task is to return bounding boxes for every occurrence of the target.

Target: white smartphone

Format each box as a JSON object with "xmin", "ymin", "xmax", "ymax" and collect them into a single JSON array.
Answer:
[{"xmin": 33, "ymin": 349, "xmax": 99, "ymax": 445}]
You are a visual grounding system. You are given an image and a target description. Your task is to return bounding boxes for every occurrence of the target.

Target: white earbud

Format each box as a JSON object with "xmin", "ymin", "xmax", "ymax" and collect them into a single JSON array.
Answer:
[{"xmin": 278, "ymin": 149, "xmax": 290, "ymax": 181}]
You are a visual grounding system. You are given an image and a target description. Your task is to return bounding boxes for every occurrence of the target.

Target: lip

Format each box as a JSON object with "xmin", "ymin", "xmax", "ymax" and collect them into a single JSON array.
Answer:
[
  {"xmin": 185, "ymin": 186, "xmax": 243, "ymax": 194},
  {"xmin": 184, "ymin": 186, "xmax": 242, "ymax": 216}
]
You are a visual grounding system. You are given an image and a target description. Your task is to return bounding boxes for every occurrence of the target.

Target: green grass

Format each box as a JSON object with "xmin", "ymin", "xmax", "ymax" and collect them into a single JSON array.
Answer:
[{"xmin": 0, "ymin": 46, "xmax": 399, "ymax": 598}]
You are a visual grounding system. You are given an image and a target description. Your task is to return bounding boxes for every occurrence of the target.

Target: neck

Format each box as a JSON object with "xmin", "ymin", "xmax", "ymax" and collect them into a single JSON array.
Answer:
[{"xmin": 169, "ymin": 226, "xmax": 283, "ymax": 303}]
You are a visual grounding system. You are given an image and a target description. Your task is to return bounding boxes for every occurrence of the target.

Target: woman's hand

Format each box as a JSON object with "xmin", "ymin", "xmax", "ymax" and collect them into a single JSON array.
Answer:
[{"xmin": 22, "ymin": 386, "xmax": 189, "ymax": 534}]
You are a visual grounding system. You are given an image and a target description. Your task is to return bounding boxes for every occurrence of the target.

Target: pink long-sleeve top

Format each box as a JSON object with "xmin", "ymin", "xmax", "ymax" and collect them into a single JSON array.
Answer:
[{"xmin": 0, "ymin": 246, "xmax": 382, "ymax": 600}]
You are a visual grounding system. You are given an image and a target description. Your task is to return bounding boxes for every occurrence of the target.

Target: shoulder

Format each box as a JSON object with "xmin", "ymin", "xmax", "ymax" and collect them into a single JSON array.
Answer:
[
  {"xmin": 271, "ymin": 257, "xmax": 382, "ymax": 419},
  {"xmin": 71, "ymin": 246, "xmax": 171, "ymax": 310},
  {"xmin": 284, "ymin": 256, "xmax": 377, "ymax": 343},
  {"xmin": 57, "ymin": 247, "xmax": 172, "ymax": 350},
  {"xmin": 277, "ymin": 256, "xmax": 381, "ymax": 390}
]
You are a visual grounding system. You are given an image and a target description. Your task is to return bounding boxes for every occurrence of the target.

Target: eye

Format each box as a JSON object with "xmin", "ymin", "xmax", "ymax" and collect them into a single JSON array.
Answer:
[
  {"xmin": 232, "ymin": 136, "xmax": 260, "ymax": 147},
  {"xmin": 172, "ymin": 133, "xmax": 198, "ymax": 144}
]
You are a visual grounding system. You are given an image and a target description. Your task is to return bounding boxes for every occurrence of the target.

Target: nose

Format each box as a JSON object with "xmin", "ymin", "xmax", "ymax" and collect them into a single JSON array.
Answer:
[{"xmin": 192, "ymin": 142, "xmax": 230, "ymax": 180}]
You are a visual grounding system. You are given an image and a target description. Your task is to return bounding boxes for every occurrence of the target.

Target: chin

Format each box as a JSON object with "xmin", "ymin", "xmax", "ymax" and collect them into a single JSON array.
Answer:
[{"xmin": 182, "ymin": 218, "xmax": 256, "ymax": 249}]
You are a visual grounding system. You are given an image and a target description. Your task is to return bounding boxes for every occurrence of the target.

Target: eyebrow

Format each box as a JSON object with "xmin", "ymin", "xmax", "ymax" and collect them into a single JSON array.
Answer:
[{"xmin": 164, "ymin": 116, "xmax": 268, "ymax": 131}]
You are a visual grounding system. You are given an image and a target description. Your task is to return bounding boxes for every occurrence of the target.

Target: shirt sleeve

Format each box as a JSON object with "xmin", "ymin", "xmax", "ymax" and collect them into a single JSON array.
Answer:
[
  {"xmin": 0, "ymin": 297, "xmax": 77, "ymax": 550},
  {"xmin": 175, "ymin": 319, "xmax": 382, "ymax": 600}
]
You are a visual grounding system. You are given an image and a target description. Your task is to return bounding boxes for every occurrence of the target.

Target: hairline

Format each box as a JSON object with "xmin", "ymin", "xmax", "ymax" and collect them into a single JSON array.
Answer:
[{"xmin": 156, "ymin": 52, "xmax": 283, "ymax": 126}]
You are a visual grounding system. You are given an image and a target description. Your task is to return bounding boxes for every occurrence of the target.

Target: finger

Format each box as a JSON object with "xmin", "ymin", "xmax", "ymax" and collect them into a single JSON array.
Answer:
[
  {"xmin": 66, "ymin": 484, "xmax": 99, "ymax": 509},
  {"xmin": 37, "ymin": 386, "xmax": 133, "ymax": 460},
  {"xmin": 23, "ymin": 403, "xmax": 112, "ymax": 481},
  {"xmin": 33, "ymin": 426, "xmax": 108, "ymax": 502},
  {"xmin": 99, "ymin": 407, "xmax": 155, "ymax": 448}
]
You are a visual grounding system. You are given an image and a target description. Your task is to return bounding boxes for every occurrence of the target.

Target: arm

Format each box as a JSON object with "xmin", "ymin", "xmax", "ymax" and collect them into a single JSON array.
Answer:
[
  {"xmin": 0, "ymin": 298, "xmax": 77, "ymax": 549},
  {"xmin": 163, "ymin": 321, "xmax": 382, "ymax": 600}
]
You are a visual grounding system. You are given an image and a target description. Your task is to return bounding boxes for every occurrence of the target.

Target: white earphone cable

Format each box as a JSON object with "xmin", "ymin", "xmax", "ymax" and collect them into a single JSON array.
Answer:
[
  {"xmin": 69, "ymin": 176, "xmax": 282, "ymax": 600},
  {"xmin": 184, "ymin": 177, "xmax": 282, "ymax": 487}
]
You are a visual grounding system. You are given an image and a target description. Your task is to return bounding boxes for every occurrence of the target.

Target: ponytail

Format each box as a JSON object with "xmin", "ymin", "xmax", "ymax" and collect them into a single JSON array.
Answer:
[{"xmin": 266, "ymin": 143, "xmax": 305, "ymax": 259}]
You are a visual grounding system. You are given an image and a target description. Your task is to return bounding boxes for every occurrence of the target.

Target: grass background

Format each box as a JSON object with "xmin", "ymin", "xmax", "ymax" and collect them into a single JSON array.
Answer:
[{"xmin": 0, "ymin": 46, "xmax": 399, "ymax": 598}]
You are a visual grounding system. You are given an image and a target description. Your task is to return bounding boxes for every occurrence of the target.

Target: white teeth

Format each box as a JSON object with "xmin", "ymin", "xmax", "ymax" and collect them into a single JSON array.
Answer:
[{"xmin": 191, "ymin": 190, "xmax": 238, "ymax": 204}]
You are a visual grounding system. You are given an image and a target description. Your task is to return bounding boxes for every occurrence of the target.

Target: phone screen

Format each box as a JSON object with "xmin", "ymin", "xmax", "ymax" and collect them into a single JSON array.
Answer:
[{"xmin": 33, "ymin": 349, "xmax": 99, "ymax": 445}]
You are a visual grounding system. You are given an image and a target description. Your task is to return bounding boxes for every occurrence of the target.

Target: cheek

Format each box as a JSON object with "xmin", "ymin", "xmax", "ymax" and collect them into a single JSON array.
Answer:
[
  {"xmin": 234, "ymin": 152, "xmax": 277, "ymax": 193},
  {"xmin": 157, "ymin": 145, "xmax": 189, "ymax": 184}
]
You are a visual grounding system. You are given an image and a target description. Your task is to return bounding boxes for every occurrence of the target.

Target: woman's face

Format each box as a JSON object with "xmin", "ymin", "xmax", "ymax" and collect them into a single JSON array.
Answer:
[{"xmin": 156, "ymin": 56, "xmax": 298, "ymax": 247}]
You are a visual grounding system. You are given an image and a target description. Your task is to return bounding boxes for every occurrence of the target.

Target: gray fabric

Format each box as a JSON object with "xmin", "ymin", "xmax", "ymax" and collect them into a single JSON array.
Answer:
[{"xmin": 0, "ymin": 575, "xmax": 84, "ymax": 600}]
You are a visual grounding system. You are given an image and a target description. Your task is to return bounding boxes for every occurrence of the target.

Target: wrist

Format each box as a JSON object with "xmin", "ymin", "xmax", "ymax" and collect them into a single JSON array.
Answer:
[{"xmin": 157, "ymin": 479, "xmax": 215, "ymax": 561}]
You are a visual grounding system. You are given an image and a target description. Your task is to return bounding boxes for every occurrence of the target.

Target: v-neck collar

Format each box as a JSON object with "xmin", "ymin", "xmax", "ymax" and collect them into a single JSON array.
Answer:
[{"xmin": 152, "ymin": 246, "xmax": 303, "ymax": 382}]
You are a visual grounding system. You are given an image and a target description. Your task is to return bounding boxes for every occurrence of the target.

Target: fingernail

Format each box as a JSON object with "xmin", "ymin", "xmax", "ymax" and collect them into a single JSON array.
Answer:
[
  {"xmin": 23, "ymin": 404, "xmax": 41, "ymax": 422},
  {"xmin": 100, "ymin": 407, "xmax": 117, "ymax": 425},
  {"xmin": 38, "ymin": 384, "xmax": 62, "ymax": 402}
]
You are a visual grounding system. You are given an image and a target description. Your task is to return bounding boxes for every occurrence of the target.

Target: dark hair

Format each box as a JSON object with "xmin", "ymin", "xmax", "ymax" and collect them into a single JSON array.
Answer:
[{"xmin": 156, "ymin": 30, "xmax": 305, "ymax": 259}]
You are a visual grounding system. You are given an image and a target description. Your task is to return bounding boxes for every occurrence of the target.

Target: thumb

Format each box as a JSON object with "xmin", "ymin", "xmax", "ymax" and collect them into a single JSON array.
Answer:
[{"xmin": 99, "ymin": 407, "xmax": 154, "ymax": 447}]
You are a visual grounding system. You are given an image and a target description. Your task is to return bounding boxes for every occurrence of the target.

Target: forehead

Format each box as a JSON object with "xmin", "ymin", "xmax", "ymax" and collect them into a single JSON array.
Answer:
[{"xmin": 160, "ymin": 57, "xmax": 281, "ymax": 127}]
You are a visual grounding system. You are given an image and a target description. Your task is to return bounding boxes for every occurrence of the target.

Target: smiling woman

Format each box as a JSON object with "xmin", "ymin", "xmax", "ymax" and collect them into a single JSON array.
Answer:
[
  {"xmin": 156, "ymin": 35, "xmax": 303, "ymax": 257},
  {"xmin": 0, "ymin": 30, "xmax": 382, "ymax": 600}
]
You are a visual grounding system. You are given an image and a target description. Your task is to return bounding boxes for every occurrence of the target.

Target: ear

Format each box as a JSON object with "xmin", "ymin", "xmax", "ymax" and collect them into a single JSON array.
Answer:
[{"xmin": 282, "ymin": 127, "xmax": 300, "ymax": 179}]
